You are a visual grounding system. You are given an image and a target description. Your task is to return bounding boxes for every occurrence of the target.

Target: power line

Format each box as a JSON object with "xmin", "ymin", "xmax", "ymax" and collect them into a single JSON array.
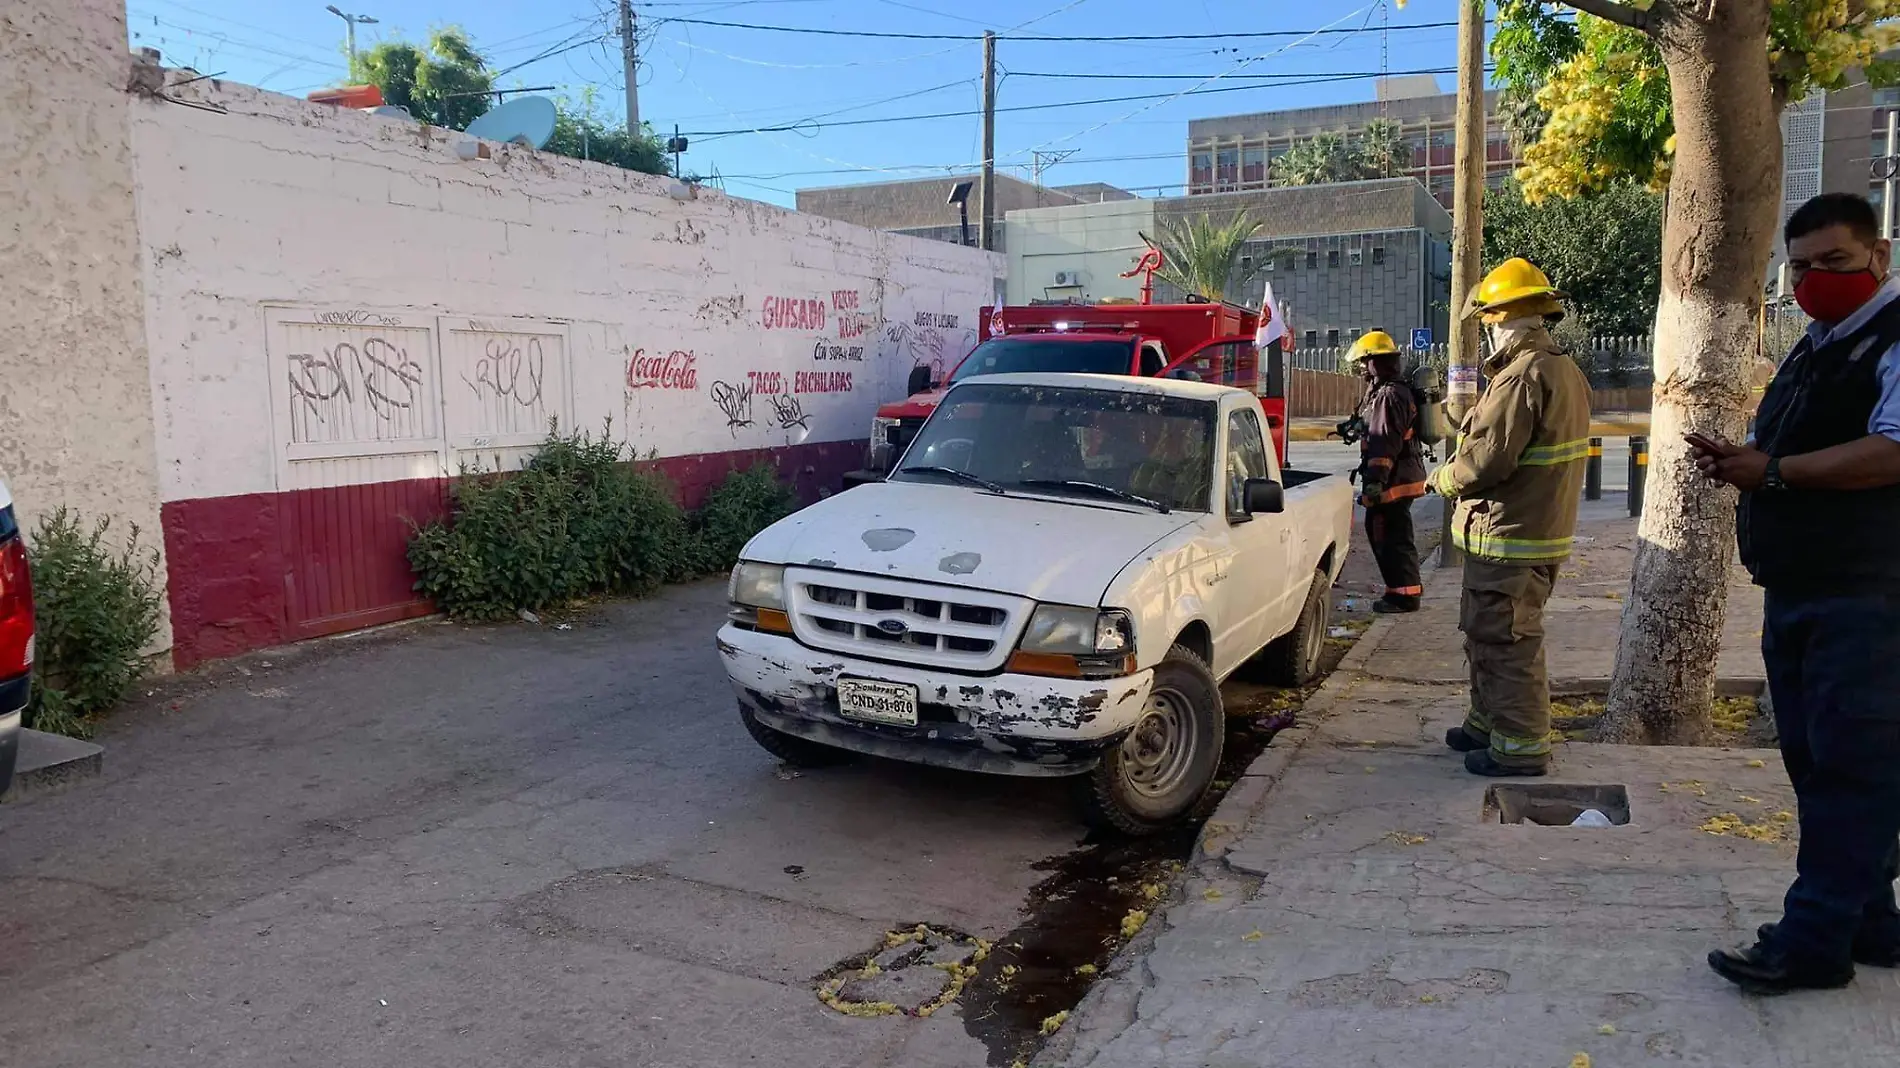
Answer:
[
  {"xmin": 1007, "ymin": 64, "xmax": 1470, "ymax": 82},
  {"xmin": 678, "ymin": 66, "xmax": 1431, "ymax": 137},
  {"xmin": 659, "ymin": 15, "xmax": 1461, "ymax": 41}
]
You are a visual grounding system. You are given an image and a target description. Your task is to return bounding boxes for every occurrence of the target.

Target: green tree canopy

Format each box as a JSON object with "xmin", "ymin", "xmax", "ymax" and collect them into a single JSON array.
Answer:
[
  {"xmin": 544, "ymin": 88, "xmax": 669, "ymax": 177},
  {"xmin": 1482, "ymin": 177, "xmax": 1662, "ymax": 337},
  {"xmin": 352, "ymin": 28, "xmax": 493, "ymax": 130}
]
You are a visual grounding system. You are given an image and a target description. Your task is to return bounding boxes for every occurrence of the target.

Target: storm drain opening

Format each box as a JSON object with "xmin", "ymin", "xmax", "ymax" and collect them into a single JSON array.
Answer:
[{"xmin": 1484, "ymin": 783, "xmax": 1632, "ymax": 827}]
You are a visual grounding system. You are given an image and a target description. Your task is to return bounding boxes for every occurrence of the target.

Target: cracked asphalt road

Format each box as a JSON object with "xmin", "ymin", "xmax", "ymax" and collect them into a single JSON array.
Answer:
[{"xmin": 0, "ymin": 483, "xmax": 1424, "ymax": 1068}]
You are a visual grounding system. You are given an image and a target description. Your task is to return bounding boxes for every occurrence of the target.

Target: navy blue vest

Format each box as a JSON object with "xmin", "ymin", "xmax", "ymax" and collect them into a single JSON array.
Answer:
[{"xmin": 1740, "ymin": 297, "xmax": 1900, "ymax": 593}]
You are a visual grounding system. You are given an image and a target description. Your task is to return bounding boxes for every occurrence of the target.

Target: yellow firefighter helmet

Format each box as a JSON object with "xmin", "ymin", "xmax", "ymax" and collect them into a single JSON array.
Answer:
[
  {"xmin": 1463, "ymin": 257, "xmax": 1568, "ymax": 320},
  {"xmin": 1345, "ymin": 330, "xmax": 1401, "ymax": 363}
]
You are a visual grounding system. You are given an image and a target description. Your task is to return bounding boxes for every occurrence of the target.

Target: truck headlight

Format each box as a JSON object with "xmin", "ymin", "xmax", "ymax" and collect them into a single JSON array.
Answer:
[
  {"xmin": 727, "ymin": 562, "xmax": 791, "ymax": 633},
  {"xmin": 1012, "ymin": 606, "xmax": 1135, "ymax": 678}
]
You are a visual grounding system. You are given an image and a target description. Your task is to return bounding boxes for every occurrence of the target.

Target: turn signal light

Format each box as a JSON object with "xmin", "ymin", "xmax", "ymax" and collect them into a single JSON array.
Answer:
[
  {"xmin": 756, "ymin": 608, "xmax": 793, "ymax": 634},
  {"xmin": 1007, "ymin": 650, "xmax": 1135, "ymax": 679}
]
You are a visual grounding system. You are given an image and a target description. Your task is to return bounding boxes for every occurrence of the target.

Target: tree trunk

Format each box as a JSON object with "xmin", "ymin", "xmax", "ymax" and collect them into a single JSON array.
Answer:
[{"xmin": 1599, "ymin": 2, "xmax": 1781, "ymax": 745}]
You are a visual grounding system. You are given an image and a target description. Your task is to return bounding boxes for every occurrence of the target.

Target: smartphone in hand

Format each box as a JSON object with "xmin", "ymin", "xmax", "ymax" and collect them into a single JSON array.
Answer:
[{"xmin": 1684, "ymin": 433, "xmax": 1723, "ymax": 456}]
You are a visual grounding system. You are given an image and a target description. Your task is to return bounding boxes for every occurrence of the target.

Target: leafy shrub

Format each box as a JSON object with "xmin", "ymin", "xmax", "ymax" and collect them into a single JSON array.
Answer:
[
  {"xmin": 27, "ymin": 510, "xmax": 164, "ymax": 738},
  {"xmin": 690, "ymin": 464, "xmax": 798, "ymax": 573},
  {"xmin": 408, "ymin": 426, "xmax": 797, "ymax": 620}
]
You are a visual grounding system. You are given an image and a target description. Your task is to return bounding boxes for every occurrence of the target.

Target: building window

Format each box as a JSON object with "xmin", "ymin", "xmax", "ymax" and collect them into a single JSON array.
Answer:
[
  {"xmin": 1242, "ymin": 145, "xmax": 1267, "ymax": 184},
  {"xmin": 1190, "ymin": 151, "xmax": 1213, "ymax": 188},
  {"xmin": 1326, "ymin": 329, "xmax": 1341, "ymax": 348},
  {"xmin": 1216, "ymin": 147, "xmax": 1240, "ymax": 187},
  {"xmin": 1306, "ymin": 251, "xmax": 1318, "ymax": 269},
  {"xmin": 1240, "ymin": 255, "xmax": 1253, "ymax": 274},
  {"xmin": 1262, "ymin": 256, "xmax": 1274, "ymax": 272},
  {"xmin": 1348, "ymin": 248, "xmax": 1364, "ymax": 266},
  {"xmin": 1371, "ymin": 246, "xmax": 1387, "ymax": 265},
  {"xmin": 1327, "ymin": 249, "xmax": 1341, "ymax": 269},
  {"xmin": 1304, "ymin": 330, "xmax": 1319, "ymax": 349}
]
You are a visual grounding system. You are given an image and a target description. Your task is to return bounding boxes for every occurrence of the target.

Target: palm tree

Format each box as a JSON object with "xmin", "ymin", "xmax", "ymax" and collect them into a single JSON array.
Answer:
[
  {"xmin": 1148, "ymin": 213, "xmax": 1265, "ymax": 303},
  {"xmin": 1356, "ymin": 118, "xmax": 1411, "ymax": 179},
  {"xmin": 1274, "ymin": 132, "xmax": 1360, "ymax": 186}
]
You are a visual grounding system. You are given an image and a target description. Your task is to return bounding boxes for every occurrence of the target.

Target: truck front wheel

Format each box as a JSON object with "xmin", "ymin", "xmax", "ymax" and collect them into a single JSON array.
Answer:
[
  {"xmin": 738, "ymin": 703, "xmax": 856, "ymax": 768},
  {"xmin": 1080, "ymin": 644, "xmax": 1225, "ymax": 836}
]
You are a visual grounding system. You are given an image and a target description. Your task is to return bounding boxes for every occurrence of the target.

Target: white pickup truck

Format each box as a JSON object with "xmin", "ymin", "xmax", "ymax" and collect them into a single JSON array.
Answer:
[{"xmin": 716, "ymin": 374, "xmax": 1354, "ymax": 833}]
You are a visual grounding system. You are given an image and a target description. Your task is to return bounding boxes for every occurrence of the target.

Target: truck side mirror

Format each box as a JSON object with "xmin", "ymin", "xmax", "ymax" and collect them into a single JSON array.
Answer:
[
  {"xmin": 1243, "ymin": 478, "xmax": 1284, "ymax": 515},
  {"xmin": 907, "ymin": 366, "xmax": 933, "ymax": 395}
]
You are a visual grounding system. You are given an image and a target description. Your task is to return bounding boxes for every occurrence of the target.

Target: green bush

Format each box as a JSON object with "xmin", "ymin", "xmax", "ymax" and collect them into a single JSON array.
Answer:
[
  {"xmin": 690, "ymin": 464, "xmax": 798, "ymax": 573},
  {"xmin": 408, "ymin": 426, "xmax": 797, "ymax": 620},
  {"xmin": 26, "ymin": 510, "xmax": 165, "ymax": 738}
]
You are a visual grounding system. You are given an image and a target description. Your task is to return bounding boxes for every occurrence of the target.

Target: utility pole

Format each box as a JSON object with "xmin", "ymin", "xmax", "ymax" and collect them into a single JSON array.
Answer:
[
  {"xmin": 619, "ymin": 0, "xmax": 641, "ymax": 131},
  {"xmin": 1442, "ymin": 0, "xmax": 1486, "ymax": 568},
  {"xmin": 325, "ymin": 6, "xmax": 378, "ymax": 66},
  {"xmin": 980, "ymin": 30, "xmax": 997, "ymax": 252}
]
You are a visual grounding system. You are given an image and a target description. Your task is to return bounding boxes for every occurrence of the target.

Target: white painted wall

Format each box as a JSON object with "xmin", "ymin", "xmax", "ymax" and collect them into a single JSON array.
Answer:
[
  {"xmin": 0, "ymin": 5, "xmax": 172, "ymax": 654},
  {"xmin": 131, "ymin": 74, "xmax": 1003, "ymax": 504},
  {"xmin": 1004, "ymin": 200, "xmax": 1157, "ymax": 305}
]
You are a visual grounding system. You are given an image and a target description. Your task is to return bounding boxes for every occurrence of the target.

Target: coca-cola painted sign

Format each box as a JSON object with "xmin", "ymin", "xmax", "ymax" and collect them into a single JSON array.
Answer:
[{"xmin": 625, "ymin": 348, "xmax": 700, "ymax": 390}]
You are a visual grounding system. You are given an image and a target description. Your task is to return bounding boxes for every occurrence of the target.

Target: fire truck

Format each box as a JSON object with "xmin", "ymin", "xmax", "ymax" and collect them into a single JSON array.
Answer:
[{"xmin": 846, "ymin": 297, "xmax": 1290, "ymax": 487}]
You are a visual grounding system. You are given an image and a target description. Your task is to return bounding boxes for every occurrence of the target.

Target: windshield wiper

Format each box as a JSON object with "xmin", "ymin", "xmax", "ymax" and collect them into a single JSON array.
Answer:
[
  {"xmin": 1016, "ymin": 479, "xmax": 1171, "ymax": 514},
  {"xmin": 896, "ymin": 465, "xmax": 1006, "ymax": 494}
]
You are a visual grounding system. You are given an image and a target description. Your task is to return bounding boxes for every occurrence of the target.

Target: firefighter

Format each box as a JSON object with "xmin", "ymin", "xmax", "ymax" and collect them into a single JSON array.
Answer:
[
  {"xmin": 1346, "ymin": 331, "xmax": 1427, "ymax": 613},
  {"xmin": 1429, "ymin": 258, "xmax": 1593, "ymax": 777}
]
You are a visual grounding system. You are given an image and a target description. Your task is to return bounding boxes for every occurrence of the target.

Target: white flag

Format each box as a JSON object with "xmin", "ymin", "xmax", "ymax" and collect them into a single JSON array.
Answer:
[{"xmin": 1255, "ymin": 281, "xmax": 1287, "ymax": 350}]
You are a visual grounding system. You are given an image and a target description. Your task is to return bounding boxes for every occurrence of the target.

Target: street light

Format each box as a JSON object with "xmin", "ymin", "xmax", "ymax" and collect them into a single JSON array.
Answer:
[{"xmin": 326, "ymin": 6, "xmax": 378, "ymax": 65}]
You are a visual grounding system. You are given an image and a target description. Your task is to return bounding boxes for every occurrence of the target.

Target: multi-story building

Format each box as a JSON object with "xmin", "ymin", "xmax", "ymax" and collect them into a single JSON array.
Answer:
[
  {"xmin": 1185, "ymin": 76, "xmax": 1518, "ymax": 207},
  {"xmin": 1004, "ymin": 176, "xmax": 1454, "ymax": 348}
]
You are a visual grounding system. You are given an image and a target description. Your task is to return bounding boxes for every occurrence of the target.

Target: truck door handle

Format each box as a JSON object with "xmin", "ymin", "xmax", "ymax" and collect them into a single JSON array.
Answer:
[{"xmin": 1205, "ymin": 570, "xmax": 1227, "ymax": 586}]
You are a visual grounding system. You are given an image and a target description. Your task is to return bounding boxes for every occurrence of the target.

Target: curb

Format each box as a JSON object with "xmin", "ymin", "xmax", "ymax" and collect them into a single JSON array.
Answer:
[
  {"xmin": 2, "ymin": 729, "xmax": 104, "ymax": 803},
  {"xmin": 1194, "ymin": 572, "xmax": 1427, "ymax": 866}
]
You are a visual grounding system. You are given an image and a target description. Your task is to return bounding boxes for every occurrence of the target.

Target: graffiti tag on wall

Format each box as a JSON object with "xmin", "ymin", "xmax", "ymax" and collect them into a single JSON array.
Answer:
[
  {"xmin": 286, "ymin": 336, "xmax": 428, "ymax": 443},
  {"xmin": 464, "ymin": 337, "xmax": 545, "ymax": 408}
]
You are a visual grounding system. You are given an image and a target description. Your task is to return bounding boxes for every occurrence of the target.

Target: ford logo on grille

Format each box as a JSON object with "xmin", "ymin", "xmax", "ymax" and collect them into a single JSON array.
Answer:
[{"xmin": 875, "ymin": 619, "xmax": 909, "ymax": 636}]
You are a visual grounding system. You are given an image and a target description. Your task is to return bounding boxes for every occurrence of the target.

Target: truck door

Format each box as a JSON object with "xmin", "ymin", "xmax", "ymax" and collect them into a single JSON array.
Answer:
[
  {"xmin": 1164, "ymin": 337, "xmax": 1288, "ymax": 464},
  {"xmin": 1210, "ymin": 404, "xmax": 1293, "ymax": 676}
]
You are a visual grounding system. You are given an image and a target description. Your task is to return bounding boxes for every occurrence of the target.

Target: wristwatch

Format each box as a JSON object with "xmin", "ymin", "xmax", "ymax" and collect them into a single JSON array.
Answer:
[{"xmin": 1761, "ymin": 456, "xmax": 1787, "ymax": 492}]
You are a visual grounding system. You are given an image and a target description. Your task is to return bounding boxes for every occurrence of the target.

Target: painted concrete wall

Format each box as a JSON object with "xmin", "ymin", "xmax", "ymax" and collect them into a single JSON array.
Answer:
[
  {"xmin": 0, "ymin": 4, "xmax": 172, "ymax": 655},
  {"xmin": 130, "ymin": 72, "xmax": 1001, "ymax": 666},
  {"xmin": 1004, "ymin": 200, "xmax": 1157, "ymax": 305}
]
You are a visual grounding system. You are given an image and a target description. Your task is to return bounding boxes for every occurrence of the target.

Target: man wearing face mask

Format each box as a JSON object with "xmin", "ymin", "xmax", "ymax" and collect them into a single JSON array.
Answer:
[
  {"xmin": 1345, "ymin": 331, "xmax": 1427, "ymax": 613},
  {"xmin": 1428, "ymin": 258, "xmax": 1592, "ymax": 777},
  {"xmin": 1693, "ymin": 192, "xmax": 1900, "ymax": 995}
]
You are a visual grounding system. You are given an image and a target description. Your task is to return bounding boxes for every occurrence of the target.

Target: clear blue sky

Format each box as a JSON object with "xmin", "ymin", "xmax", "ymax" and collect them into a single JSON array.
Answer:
[{"xmin": 126, "ymin": 0, "xmax": 1472, "ymax": 206}]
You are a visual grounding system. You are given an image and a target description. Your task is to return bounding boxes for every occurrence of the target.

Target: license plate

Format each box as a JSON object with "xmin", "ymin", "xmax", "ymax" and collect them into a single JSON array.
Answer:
[{"xmin": 836, "ymin": 678, "xmax": 919, "ymax": 727}]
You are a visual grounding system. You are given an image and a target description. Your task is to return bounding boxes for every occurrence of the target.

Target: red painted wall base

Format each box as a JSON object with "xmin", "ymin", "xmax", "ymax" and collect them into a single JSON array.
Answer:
[{"xmin": 161, "ymin": 439, "xmax": 867, "ymax": 670}]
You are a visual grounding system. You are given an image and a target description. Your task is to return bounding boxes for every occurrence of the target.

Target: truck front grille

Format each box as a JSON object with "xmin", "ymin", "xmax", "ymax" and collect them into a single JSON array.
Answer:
[{"xmin": 787, "ymin": 568, "xmax": 1027, "ymax": 672}]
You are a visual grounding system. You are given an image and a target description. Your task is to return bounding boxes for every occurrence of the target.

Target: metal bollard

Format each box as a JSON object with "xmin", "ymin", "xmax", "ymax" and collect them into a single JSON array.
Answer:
[
  {"xmin": 1584, "ymin": 436, "xmax": 1603, "ymax": 501},
  {"xmin": 1627, "ymin": 435, "xmax": 1648, "ymax": 517}
]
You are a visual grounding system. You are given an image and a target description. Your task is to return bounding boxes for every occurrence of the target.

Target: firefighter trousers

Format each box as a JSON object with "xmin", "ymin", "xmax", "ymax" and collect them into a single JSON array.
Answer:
[
  {"xmin": 1456, "ymin": 558, "xmax": 1558, "ymax": 769},
  {"xmin": 1364, "ymin": 498, "xmax": 1421, "ymax": 601}
]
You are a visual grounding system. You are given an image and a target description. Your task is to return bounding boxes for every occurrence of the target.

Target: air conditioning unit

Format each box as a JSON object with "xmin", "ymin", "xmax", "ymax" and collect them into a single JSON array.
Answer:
[
  {"xmin": 1349, "ymin": 248, "xmax": 1365, "ymax": 266},
  {"xmin": 1053, "ymin": 270, "xmax": 1082, "ymax": 288}
]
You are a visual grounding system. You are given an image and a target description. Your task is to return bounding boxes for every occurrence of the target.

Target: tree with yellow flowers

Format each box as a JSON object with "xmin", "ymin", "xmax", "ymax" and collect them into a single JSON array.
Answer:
[{"xmin": 1488, "ymin": 0, "xmax": 1900, "ymax": 744}]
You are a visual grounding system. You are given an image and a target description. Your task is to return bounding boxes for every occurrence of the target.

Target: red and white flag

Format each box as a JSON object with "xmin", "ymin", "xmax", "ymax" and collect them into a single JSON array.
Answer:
[{"xmin": 1256, "ymin": 282, "xmax": 1291, "ymax": 351}]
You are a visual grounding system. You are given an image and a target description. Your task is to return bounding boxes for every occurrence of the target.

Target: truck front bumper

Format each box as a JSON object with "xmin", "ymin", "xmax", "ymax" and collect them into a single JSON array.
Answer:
[{"xmin": 716, "ymin": 625, "xmax": 1154, "ymax": 777}]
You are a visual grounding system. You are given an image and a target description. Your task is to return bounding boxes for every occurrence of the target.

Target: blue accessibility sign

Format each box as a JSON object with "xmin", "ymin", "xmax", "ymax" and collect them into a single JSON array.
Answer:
[{"xmin": 1410, "ymin": 328, "xmax": 1433, "ymax": 350}]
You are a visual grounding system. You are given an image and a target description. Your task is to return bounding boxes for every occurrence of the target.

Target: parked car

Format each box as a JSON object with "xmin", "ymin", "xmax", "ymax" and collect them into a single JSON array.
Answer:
[
  {"xmin": 0, "ymin": 480, "xmax": 34, "ymax": 797},
  {"xmin": 717, "ymin": 373, "xmax": 1353, "ymax": 833}
]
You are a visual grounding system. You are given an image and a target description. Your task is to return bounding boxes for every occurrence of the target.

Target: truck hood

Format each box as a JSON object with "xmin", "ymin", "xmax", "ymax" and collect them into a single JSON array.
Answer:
[{"xmin": 743, "ymin": 480, "xmax": 1194, "ymax": 606}]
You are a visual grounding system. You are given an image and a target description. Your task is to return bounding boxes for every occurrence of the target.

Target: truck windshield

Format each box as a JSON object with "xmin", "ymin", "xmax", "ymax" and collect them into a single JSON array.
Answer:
[
  {"xmin": 948, "ymin": 338, "xmax": 1133, "ymax": 383},
  {"xmin": 893, "ymin": 383, "xmax": 1216, "ymax": 513}
]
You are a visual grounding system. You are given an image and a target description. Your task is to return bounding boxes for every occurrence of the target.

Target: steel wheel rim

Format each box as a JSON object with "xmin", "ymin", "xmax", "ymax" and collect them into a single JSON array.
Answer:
[{"xmin": 1120, "ymin": 685, "xmax": 1200, "ymax": 799}]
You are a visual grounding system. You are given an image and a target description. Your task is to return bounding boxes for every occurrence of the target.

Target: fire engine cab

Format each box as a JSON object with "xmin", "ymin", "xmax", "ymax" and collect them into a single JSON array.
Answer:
[{"xmin": 848, "ymin": 298, "xmax": 1289, "ymax": 487}]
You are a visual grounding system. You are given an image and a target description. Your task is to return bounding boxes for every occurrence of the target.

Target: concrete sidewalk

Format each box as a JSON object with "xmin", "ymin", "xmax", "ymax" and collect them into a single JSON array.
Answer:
[{"xmin": 1045, "ymin": 511, "xmax": 1900, "ymax": 1068}]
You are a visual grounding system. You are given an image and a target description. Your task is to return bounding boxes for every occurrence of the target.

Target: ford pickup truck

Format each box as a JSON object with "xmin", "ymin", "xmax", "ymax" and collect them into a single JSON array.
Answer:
[
  {"xmin": 0, "ymin": 479, "xmax": 33, "ymax": 798},
  {"xmin": 717, "ymin": 374, "xmax": 1353, "ymax": 833}
]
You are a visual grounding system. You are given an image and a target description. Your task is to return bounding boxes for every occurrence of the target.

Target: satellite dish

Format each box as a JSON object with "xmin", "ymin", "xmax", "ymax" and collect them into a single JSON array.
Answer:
[
  {"xmin": 463, "ymin": 95, "xmax": 558, "ymax": 150},
  {"xmin": 362, "ymin": 105, "xmax": 415, "ymax": 121}
]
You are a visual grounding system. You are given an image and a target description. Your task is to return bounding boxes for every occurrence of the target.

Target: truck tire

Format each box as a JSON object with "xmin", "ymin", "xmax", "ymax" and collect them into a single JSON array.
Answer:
[
  {"xmin": 738, "ymin": 703, "xmax": 855, "ymax": 768},
  {"xmin": 1080, "ymin": 644, "xmax": 1225, "ymax": 836},
  {"xmin": 1261, "ymin": 567, "xmax": 1330, "ymax": 688}
]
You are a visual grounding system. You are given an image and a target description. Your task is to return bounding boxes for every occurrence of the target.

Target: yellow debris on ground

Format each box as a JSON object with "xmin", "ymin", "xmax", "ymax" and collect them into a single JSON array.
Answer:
[
  {"xmin": 1598, "ymin": 1024, "xmax": 1617, "ymax": 1035},
  {"xmin": 1386, "ymin": 831, "xmax": 1432, "ymax": 846},
  {"xmin": 1075, "ymin": 963, "xmax": 1097, "ymax": 977},
  {"xmin": 1710, "ymin": 695, "xmax": 1758, "ymax": 736},
  {"xmin": 1699, "ymin": 812, "xmax": 1794, "ymax": 843},
  {"xmin": 1242, "ymin": 929, "xmax": 1265, "ymax": 942},
  {"xmin": 1203, "ymin": 888, "xmax": 1224, "ymax": 901},
  {"xmin": 1120, "ymin": 908, "xmax": 1149, "ymax": 938},
  {"xmin": 1570, "ymin": 1054, "xmax": 1592, "ymax": 1068},
  {"xmin": 1039, "ymin": 1010, "xmax": 1070, "ymax": 1036},
  {"xmin": 1746, "ymin": 759, "xmax": 1767, "ymax": 769}
]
